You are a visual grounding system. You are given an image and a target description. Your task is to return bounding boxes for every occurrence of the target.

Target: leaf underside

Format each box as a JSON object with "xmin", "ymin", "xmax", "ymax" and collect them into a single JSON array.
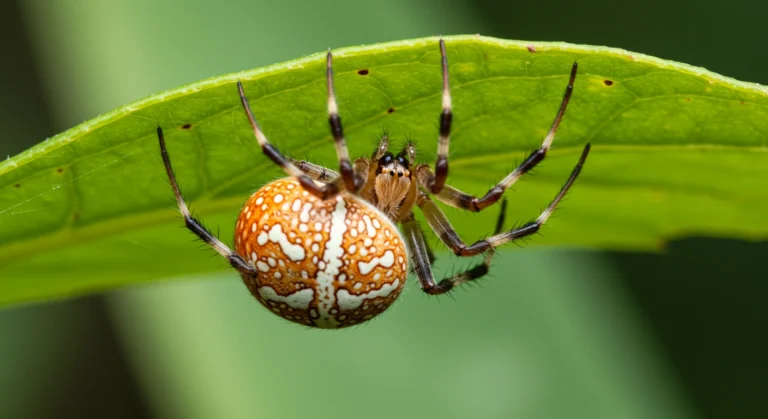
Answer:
[{"xmin": 1, "ymin": 35, "xmax": 767, "ymax": 307}]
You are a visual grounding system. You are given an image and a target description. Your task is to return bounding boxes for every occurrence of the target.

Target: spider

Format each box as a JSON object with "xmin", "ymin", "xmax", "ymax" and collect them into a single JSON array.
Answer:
[{"xmin": 157, "ymin": 39, "xmax": 591, "ymax": 328}]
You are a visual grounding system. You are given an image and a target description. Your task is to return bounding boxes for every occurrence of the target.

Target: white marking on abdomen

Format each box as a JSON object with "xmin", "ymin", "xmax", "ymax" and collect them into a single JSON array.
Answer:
[
  {"xmin": 258, "ymin": 286, "xmax": 314, "ymax": 309},
  {"xmin": 358, "ymin": 250, "xmax": 395, "ymax": 275},
  {"xmin": 363, "ymin": 215, "xmax": 377, "ymax": 237},
  {"xmin": 267, "ymin": 224, "xmax": 305, "ymax": 261},
  {"xmin": 300, "ymin": 203, "xmax": 312, "ymax": 222},
  {"xmin": 314, "ymin": 196, "xmax": 348, "ymax": 328},
  {"xmin": 336, "ymin": 278, "xmax": 400, "ymax": 310}
]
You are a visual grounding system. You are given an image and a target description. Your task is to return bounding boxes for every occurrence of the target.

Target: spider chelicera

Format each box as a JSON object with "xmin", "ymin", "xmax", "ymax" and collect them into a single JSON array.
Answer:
[{"xmin": 157, "ymin": 39, "xmax": 591, "ymax": 328}]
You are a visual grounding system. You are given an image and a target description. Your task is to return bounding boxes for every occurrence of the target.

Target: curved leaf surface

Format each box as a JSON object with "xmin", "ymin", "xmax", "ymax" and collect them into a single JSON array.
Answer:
[{"xmin": 1, "ymin": 35, "xmax": 767, "ymax": 306}]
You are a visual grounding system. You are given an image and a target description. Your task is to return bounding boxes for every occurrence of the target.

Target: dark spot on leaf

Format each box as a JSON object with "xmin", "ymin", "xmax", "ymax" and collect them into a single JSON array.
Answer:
[
  {"xmin": 526, "ymin": 45, "xmax": 536, "ymax": 53},
  {"xmin": 740, "ymin": 100, "xmax": 745, "ymax": 104},
  {"xmin": 603, "ymin": 80, "xmax": 614, "ymax": 86},
  {"xmin": 14, "ymin": 183, "xmax": 21, "ymax": 188},
  {"xmin": 687, "ymin": 98, "xmax": 692, "ymax": 102},
  {"xmin": 57, "ymin": 168, "xmax": 64, "ymax": 173},
  {"xmin": 73, "ymin": 213, "xmax": 80, "ymax": 221},
  {"xmin": 181, "ymin": 123, "xmax": 192, "ymax": 130},
  {"xmin": 387, "ymin": 107, "xmax": 395, "ymax": 114},
  {"xmin": 357, "ymin": 69, "xmax": 369, "ymax": 76}
]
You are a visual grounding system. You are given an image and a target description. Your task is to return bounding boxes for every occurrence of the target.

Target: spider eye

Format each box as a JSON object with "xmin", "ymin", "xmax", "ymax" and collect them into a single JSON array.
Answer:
[
  {"xmin": 397, "ymin": 171, "xmax": 403, "ymax": 177},
  {"xmin": 378, "ymin": 152, "xmax": 394, "ymax": 167},
  {"xmin": 377, "ymin": 152, "xmax": 395, "ymax": 174},
  {"xmin": 396, "ymin": 155, "xmax": 409, "ymax": 170},
  {"xmin": 389, "ymin": 170, "xmax": 395, "ymax": 177}
]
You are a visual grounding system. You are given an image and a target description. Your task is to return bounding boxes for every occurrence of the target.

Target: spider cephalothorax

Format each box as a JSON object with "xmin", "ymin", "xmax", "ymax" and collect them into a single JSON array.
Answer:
[
  {"xmin": 371, "ymin": 150, "xmax": 413, "ymax": 217},
  {"xmin": 157, "ymin": 39, "xmax": 590, "ymax": 328}
]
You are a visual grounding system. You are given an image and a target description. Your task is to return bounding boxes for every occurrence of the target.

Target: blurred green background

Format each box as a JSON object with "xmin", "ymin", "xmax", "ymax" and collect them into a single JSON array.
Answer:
[{"xmin": 1, "ymin": 0, "xmax": 766, "ymax": 418}]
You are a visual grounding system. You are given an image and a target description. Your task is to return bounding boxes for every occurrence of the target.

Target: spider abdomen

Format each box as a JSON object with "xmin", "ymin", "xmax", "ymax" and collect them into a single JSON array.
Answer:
[{"xmin": 234, "ymin": 177, "xmax": 408, "ymax": 328}]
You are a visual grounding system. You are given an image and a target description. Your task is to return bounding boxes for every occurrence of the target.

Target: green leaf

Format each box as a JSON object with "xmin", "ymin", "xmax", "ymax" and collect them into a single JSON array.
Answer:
[{"xmin": 1, "ymin": 35, "xmax": 767, "ymax": 306}]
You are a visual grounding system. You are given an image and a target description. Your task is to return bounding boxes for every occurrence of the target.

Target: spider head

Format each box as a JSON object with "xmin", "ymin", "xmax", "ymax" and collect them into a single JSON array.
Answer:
[{"xmin": 374, "ymin": 151, "xmax": 411, "ymax": 214}]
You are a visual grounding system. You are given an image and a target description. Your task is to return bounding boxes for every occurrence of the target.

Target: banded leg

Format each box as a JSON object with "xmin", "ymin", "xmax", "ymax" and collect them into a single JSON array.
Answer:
[
  {"xmin": 292, "ymin": 158, "xmax": 370, "ymax": 189},
  {"xmin": 424, "ymin": 38, "xmax": 452, "ymax": 194},
  {"xmin": 292, "ymin": 160, "xmax": 339, "ymax": 181},
  {"xmin": 403, "ymin": 199, "xmax": 507, "ymax": 295},
  {"xmin": 238, "ymin": 81, "xmax": 343, "ymax": 200},
  {"xmin": 417, "ymin": 61, "xmax": 579, "ymax": 212},
  {"xmin": 326, "ymin": 50, "xmax": 364, "ymax": 193},
  {"xmin": 419, "ymin": 144, "xmax": 590, "ymax": 257},
  {"xmin": 157, "ymin": 127, "xmax": 256, "ymax": 276}
]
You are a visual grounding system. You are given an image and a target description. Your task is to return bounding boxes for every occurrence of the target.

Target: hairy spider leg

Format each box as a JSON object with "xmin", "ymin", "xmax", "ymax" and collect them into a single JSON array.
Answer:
[
  {"xmin": 326, "ymin": 50, "xmax": 365, "ymax": 193},
  {"xmin": 417, "ymin": 61, "xmax": 579, "ymax": 213},
  {"xmin": 156, "ymin": 127, "xmax": 256, "ymax": 276},
  {"xmin": 403, "ymin": 198, "xmax": 508, "ymax": 295},
  {"xmin": 236, "ymin": 51, "xmax": 364, "ymax": 201},
  {"xmin": 291, "ymin": 157, "xmax": 369, "ymax": 188},
  {"xmin": 423, "ymin": 37, "xmax": 453, "ymax": 194},
  {"xmin": 419, "ymin": 143, "xmax": 590, "ymax": 259},
  {"xmin": 237, "ymin": 81, "xmax": 343, "ymax": 200},
  {"xmin": 292, "ymin": 159, "xmax": 340, "ymax": 182}
]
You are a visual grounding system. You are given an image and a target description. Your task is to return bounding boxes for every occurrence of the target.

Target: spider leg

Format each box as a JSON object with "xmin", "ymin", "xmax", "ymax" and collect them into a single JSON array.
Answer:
[
  {"xmin": 157, "ymin": 127, "xmax": 257, "ymax": 276},
  {"xmin": 237, "ymin": 82, "xmax": 346, "ymax": 200},
  {"xmin": 292, "ymin": 159, "xmax": 340, "ymax": 181},
  {"xmin": 417, "ymin": 61, "xmax": 579, "ymax": 212},
  {"xmin": 292, "ymin": 158, "xmax": 370, "ymax": 192},
  {"xmin": 403, "ymin": 199, "xmax": 507, "ymax": 295},
  {"xmin": 371, "ymin": 133, "xmax": 390, "ymax": 160},
  {"xmin": 326, "ymin": 50, "xmax": 365, "ymax": 193},
  {"xmin": 401, "ymin": 216, "xmax": 438, "ymax": 292},
  {"xmin": 418, "ymin": 144, "xmax": 589, "ymax": 257},
  {"xmin": 398, "ymin": 138, "xmax": 417, "ymax": 166},
  {"xmin": 423, "ymin": 38, "xmax": 452, "ymax": 194}
]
